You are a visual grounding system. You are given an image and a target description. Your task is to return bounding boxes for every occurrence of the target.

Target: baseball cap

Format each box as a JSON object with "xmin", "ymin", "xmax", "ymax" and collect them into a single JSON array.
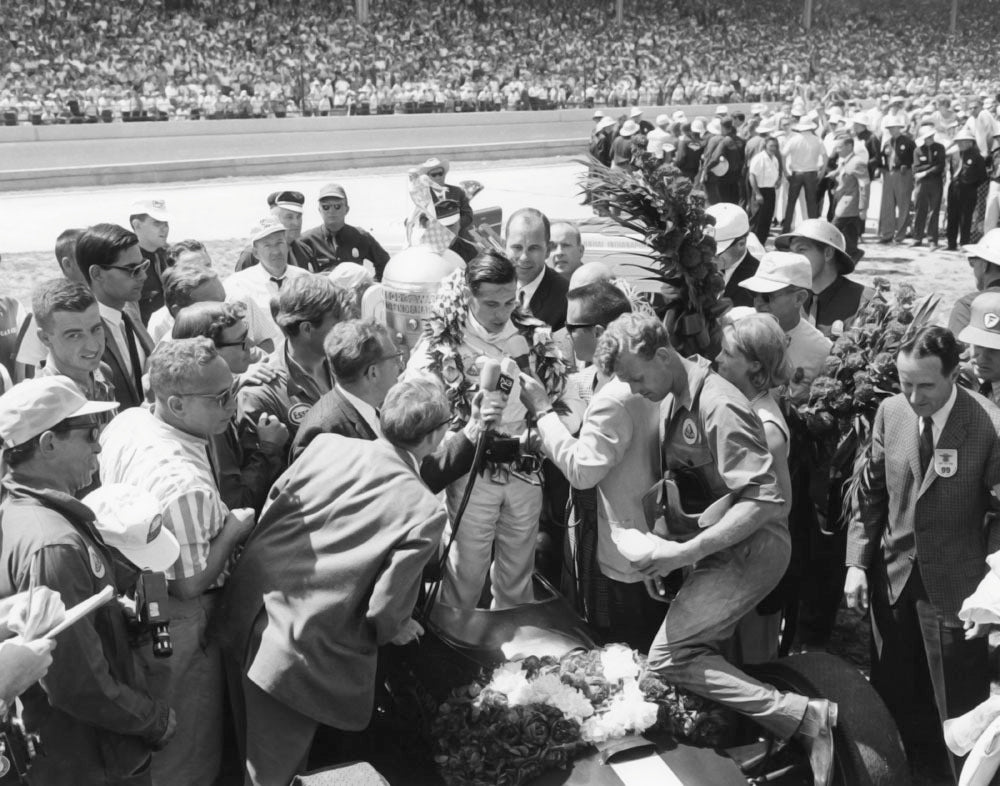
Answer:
[
  {"xmin": 883, "ymin": 116, "xmax": 905, "ymax": 128},
  {"xmin": 775, "ymin": 218, "xmax": 854, "ymax": 273},
  {"xmin": 84, "ymin": 484, "xmax": 180, "ymax": 572},
  {"xmin": 739, "ymin": 251, "xmax": 813, "ymax": 293},
  {"xmin": 129, "ymin": 198, "xmax": 170, "ymax": 222},
  {"xmin": 959, "ymin": 292, "xmax": 1000, "ymax": 350},
  {"xmin": 272, "ymin": 190, "xmax": 305, "ymax": 213},
  {"xmin": 328, "ymin": 262, "xmax": 373, "ymax": 290},
  {"xmin": 706, "ymin": 203, "xmax": 750, "ymax": 254},
  {"xmin": 0, "ymin": 376, "xmax": 118, "ymax": 449},
  {"xmin": 318, "ymin": 183, "xmax": 348, "ymax": 201},
  {"xmin": 249, "ymin": 216, "xmax": 286, "ymax": 243},
  {"xmin": 963, "ymin": 228, "xmax": 1000, "ymax": 266}
]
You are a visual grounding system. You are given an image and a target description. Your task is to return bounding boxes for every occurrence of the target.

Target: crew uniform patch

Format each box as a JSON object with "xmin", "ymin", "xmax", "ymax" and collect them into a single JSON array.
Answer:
[
  {"xmin": 287, "ymin": 403, "xmax": 311, "ymax": 426},
  {"xmin": 681, "ymin": 417, "xmax": 698, "ymax": 445},
  {"xmin": 88, "ymin": 545, "xmax": 106, "ymax": 578},
  {"xmin": 934, "ymin": 449, "xmax": 958, "ymax": 478}
]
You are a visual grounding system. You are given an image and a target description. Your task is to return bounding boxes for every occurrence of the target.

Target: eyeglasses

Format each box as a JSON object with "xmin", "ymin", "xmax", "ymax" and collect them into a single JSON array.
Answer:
[
  {"xmin": 102, "ymin": 260, "xmax": 150, "ymax": 279},
  {"xmin": 320, "ymin": 201, "xmax": 346, "ymax": 211},
  {"xmin": 565, "ymin": 322, "xmax": 598, "ymax": 335},
  {"xmin": 53, "ymin": 415, "xmax": 107, "ymax": 444},
  {"xmin": 376, "ymin": 350, "xmax": 406, "ymax": 371},
  {"xmin": 216, "ymin": 331, "xmax": 251, "ymax": 351},
  {"xmin": 180, "ymin": 381, "xmax": 239, "ymax": 408}
]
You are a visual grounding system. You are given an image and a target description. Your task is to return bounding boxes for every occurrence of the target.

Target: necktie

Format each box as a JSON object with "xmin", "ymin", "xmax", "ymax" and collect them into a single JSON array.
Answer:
[
  {"xmin": 270, "ymin": 276, "xmax": 284, "ymax": 290},
  {"xmin": 982, "ymin": 380, "xmax": 994, "ymax": 398},
  {"xmin": 517, "ymin": 289, "xmax": 525, "ymax": 308},
  {"xmin": 918, "ymin": 416, "xmax": 934, "ymax": 478},
  {"xmin": 121, "ymin": 312, "xmax": 145, "ymax": 400}
]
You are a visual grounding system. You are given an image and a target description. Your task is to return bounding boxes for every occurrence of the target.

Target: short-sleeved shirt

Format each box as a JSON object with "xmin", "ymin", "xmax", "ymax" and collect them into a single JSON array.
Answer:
[
  {"xmin": 37, "ymin": 357, "xmax": 117, "ymax": 402},
  {"xmin": 99, "ymin": 407, "xmax": 228, "ymax": 583},
  {"xmin": 659, "ymin": 356, "xmax": 784, "ymax": 520},
  {"xmin": 297, "ymin": 224, "xmax": 390, "ymax": 279},
  {"xmin": 748, "ymin": 150, "xmax": 781, "ymax": 188}
]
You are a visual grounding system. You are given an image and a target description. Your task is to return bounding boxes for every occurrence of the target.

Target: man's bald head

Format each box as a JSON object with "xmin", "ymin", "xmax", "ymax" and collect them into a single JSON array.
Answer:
[{"xmin": 569, "ymin": 261, "xmax": 613, "ymax": 289}]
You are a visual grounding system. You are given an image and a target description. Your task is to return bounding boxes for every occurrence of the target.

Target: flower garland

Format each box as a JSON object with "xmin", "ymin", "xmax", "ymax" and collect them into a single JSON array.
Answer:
[
  {"xmin": 432, "ymin": 644, "xmax": 734, "ymax": 786},
  {"xmin": 422, "ymin": 267, "xmax": 569, "ymax": 428}
]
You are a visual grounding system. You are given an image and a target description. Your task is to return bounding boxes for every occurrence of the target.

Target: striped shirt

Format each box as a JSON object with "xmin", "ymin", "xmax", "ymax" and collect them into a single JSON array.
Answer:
[{"xmin": 99, "ymin": 407, "xmax": 228, "ymax": 583}]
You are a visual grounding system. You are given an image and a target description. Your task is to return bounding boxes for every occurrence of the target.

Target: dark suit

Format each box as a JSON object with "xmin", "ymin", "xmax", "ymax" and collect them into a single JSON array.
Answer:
[
  {"xmin": 289, "ymin": 386, "xmax": 477, "ymax": 493},
  {"xmin": 848, "ymin": 387, "xmax": 1000, "ymax": 770},
  {"xmin": 437, "ymin": 183, "xmax": 477, "ymax": 263},
  {"xmin": 723, "ymin": 252, "xmax": 760, "ymax": 309},
  {"xmin": 527, "ymin": 266, "xmax": 569, "ymax": 331},
  {"xmin": 101, "ymin": 314, "xmax": 153, "ymax": 410}
]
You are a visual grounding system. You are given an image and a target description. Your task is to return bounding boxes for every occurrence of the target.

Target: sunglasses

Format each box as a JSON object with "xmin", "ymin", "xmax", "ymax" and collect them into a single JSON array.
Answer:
[
  {"xmin": 320, "ymin": 201, "xmax": 346, "ymax": 211},
  {"xmin": 181, "ymin": 381, "xmax": 239, "ymax": 408},
  {"xmin": 428, "ymin": 170, "xmax": 446, "ymax": 178},
  {"xmin": 216, "ymin": 331, "xmax": 251, "ymax": 351},
  {"xmin": 565, "ymin": 322, "xmax": 598, "ymax": 335},
  {"xmin": 102, "ymin": 259, "xmax": 150, "ymax": 279}
]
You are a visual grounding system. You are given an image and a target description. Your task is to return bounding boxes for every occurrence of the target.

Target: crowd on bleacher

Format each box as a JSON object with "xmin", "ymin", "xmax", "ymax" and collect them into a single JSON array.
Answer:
[{"xmin": 2, "ymin": 0, "xmax": 1000, "ymax": 124}]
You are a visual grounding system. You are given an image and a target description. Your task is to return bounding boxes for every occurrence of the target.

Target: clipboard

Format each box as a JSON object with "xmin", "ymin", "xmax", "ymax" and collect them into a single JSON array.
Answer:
[{"xmin": 42, "ymin": 586, "xmax": 115, "ymax": 640}]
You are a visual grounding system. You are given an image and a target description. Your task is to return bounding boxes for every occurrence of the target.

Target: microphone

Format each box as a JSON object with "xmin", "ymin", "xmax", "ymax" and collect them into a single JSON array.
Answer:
[{"xmin": 479, "ymin": 358, "xmax": 503, "ymax": 392}]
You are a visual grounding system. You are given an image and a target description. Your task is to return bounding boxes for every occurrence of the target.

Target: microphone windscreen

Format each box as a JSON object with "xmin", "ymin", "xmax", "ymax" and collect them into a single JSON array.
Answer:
[{"xmin": 479, "ymin": 358, "xmax": 503, "ymax": 392}]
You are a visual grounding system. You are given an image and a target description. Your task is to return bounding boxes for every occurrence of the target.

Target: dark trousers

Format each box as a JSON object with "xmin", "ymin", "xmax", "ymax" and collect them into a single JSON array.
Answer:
[
  {"xmin": 706, "ymin": 176, "xmax": 739, "ymax": 206},
  {"xmin": 782, "ymin": 171, "xmax": 820, "ymax": 232},
  {"xmin": 833, "ymin": 216, "xmax": 864, "ymax": 262},
  {"xmin": 818, "ymin": 175, "xmax": 837, "ymax": 221},
  {"xmin": 913, "ymin": 177, "xmax": 944, "ymax": 242},
  {"xmin": 870, "ymin": 563, "xmax": 989, "ymax": 779},
  {"xmin": 749, "ymin": 188, "xmax": 776, "ymax": 245},
  {"xmin": 947, "ymin": 182, "xmax": 979, "ymax": 248}
]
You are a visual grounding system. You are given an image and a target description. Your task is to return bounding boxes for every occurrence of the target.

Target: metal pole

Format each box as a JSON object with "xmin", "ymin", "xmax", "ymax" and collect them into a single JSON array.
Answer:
[
  {"xmin": 615, "ymin": 0, "xmax": 623, "ymax": 27},
  {"xmin": 802, "ymin": 0, "xmax": 813, "ymax": 31},
  {"xmin": 950, "ymin": 0, "xmax": 958, "ymax": 36}
]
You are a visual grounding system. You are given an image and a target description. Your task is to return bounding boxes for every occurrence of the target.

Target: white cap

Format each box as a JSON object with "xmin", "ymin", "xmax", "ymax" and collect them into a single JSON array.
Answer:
[
  {"xmin": 964, "ymin": 228, "xmax": 1000, "ymax": 266},
  {"xmin": 739, "ymin": 251, "xmax": 813, "ymax": 293},
  {"xmin": 0, "ymin": 377, "xmax": 118, "ymax": 448},
  {"xmin": 250, "ymin": 216, "xmax": 286, "ymax": 243},
  {"xmin": 328, "ymin": 262, "xmax": 374, "ymax": 290},
  {"xmin": 84, "ymin": 484, "xmax": 180, "ymax": 572},
  {"xmin": 706, "ymin": 203, "xmax": 750, "ymax": 254},
  {"xmin": 619, "ymin": 120, "xmax": 639, "ymax": 137},
  {"xmin": 883, "ymin": 116, "xmax": 905, "ymax": 128},
  {"xmin": 655, "ymin": 113, "xmax": 670, "ymax": 127},
  {"xmin": 715, "ymin": 104, "xmax": 729, "ymax": 116},
  {"xmin": 628, "ymin": 107, "xmax": 643, "ymax": 118},
  {"xmin": 596, "ymin": 116, "xmax": 617, "ymax": 132},
  {"xmin": 129, "ymin": 198, "xmax": 170, "ymax": 222}
]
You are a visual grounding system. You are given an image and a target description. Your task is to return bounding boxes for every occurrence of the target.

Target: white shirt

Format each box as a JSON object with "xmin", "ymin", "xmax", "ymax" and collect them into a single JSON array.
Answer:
[
  {"xmin": 748, "ymin": 150, "xmax": 781, "ymax": 188},
  {"xmin": 923, "ymin": 384, "xmax": 958, "ymax": 446},
  {"xmin": 782, "ymin": 132, "xmax": 827, "ymax": 174},
  {"xmin": 516, "ymin": 266, "xmax": 546, "ymax": 311},
  {"xmin": 98, "ymin": 301, "xmax": 146, "ymax": 374},
  {"xmin": 784, "ymin": 318, "xmax": 833, "ymax": 405},
  {"xmin": 148, "ymin": 306, "xmax": 174, "ymax": 345},
  {"xmin": 223, "ymin": 263, "xmax": 307, "ymax": 346},
  {"xmin": 337, "ymin": 384, "xmax": 382, "ymax": 437}
]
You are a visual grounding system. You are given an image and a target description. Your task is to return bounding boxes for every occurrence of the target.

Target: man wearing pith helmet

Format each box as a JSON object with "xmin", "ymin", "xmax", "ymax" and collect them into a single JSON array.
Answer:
[{"xmin": 774, "ymin": 218, "xmax": 873, "ymax": 336}]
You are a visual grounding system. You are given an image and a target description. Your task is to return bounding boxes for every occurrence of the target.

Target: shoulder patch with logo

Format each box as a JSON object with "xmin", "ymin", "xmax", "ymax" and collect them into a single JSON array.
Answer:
[
  {"xmin": 88, "ymin": 546, "xmax": 106, "ymax": 578},
  {"xmin": 681, "ymin": 417, "xmax": 698, "ymax": 445},
  {"xmin": 287, "ymin": 403, "xmax": 311, "ymax": 426}
]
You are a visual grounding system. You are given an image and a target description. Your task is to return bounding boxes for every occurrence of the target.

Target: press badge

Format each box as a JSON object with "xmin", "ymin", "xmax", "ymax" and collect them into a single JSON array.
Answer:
[{"xmin": 934, "ymin": 449, "xmax": 957, "ymax": 478}]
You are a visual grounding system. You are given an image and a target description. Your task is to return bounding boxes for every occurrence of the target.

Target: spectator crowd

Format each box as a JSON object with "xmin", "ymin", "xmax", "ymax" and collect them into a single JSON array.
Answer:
[{"xmin": 2, "ymin": 0, "xmax": 1000, "ymax": 123}]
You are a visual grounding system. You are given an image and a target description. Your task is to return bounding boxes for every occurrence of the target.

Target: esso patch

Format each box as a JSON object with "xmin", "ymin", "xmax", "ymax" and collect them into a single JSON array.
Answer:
[
  {"xmin": 287, "ymin": 403, "xmax": 311, "ymax": 426},
  {"xmin": 88, "ymin": 546, "xmax": 106, "ymax": 579},
  {"xmin": 681, "ymin": 417, "xmax": 698, "ymax": 445}
]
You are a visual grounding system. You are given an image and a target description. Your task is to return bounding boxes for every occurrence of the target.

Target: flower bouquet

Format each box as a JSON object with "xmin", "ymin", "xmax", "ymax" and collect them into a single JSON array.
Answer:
[
  {"xmin": 432, "ymin": 644, "xmax": 734, "ymax": 786},
  {"xmin": 789, "ymin": 278, "xmax": 940, "ymax": 526},
  {"xmin": 580, "ymin": 154, "xmax": 728, "ymax": 357}
]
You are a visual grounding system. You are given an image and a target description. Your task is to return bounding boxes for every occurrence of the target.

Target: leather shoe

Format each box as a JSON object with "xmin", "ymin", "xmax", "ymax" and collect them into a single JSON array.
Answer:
[{"xmin": 798, "ymin": 699, "xmax": 838, "ymax": 786}]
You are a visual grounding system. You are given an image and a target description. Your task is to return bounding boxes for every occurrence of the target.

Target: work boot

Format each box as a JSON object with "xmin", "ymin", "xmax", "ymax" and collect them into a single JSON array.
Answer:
[{"xmin": 796, "ymin": 698, "xmax": 838, "ymax": 786}]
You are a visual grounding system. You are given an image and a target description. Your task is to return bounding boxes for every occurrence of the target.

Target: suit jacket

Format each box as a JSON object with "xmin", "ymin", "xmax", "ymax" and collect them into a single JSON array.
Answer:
[
  {"xmin": 289, "ymin": 386, "xmax": 477, "ymax": 493},
  {"xmin": 847, "ymin": 387, "xmax": 1000, "ymax": 615},
  {"xmin": 537, "ymin": 378, "xmax": 659, "ymax": 582},
  {"xmin": 215, "ymin": 436, "xmax": 447, "ymax": 729},
  {"xmin": 723, "ymin": 252, "xmax": 760, "ymax": 309},
  {"xmin": 528, "ymin": 266, "xmax": 569, "ymax": 331},
  {"xmin": 101, "ymin": 315, "xmax": 154, "ymax": 410}
]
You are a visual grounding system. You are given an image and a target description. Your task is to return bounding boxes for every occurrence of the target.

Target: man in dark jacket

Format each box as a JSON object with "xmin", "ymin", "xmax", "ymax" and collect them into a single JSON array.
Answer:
[
  {"xmin": 297, "ymin": 183, "xmax": 391, "ymax": 278},
  {"xmin": 420, "ymin": 158, "xmax": 477, "ymax": 263},
  {"xmin": 0, "ymin": 377, "xmax": 175, "ymax": 785},
  {"xmin": 911, "ymin": 124, "xmax": 948, "ymax": 248},
  {"xmin": 947, "ymin": 129, "xmax": 990, "ymax": 250}
]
